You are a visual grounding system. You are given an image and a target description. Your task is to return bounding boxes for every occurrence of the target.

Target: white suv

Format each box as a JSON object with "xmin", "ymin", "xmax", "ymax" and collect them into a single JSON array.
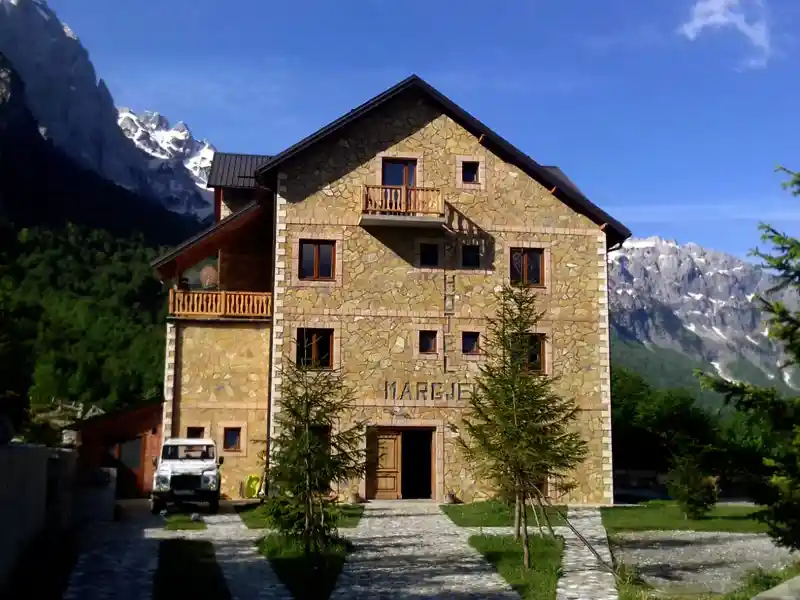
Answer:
[{"xmin": 150, "ymin": 438, "xmax": 223, "ymax": 514}]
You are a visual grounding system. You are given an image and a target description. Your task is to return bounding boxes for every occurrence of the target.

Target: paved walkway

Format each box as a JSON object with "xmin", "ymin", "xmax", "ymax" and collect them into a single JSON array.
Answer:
[{"xmin": 331, "ymin": 500, "xmax": 520, "ymax": 599}]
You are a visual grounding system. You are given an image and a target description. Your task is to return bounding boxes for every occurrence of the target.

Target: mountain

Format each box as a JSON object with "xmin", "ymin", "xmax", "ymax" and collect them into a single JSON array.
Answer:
[
  {"xmin": 117, "ymin": 108, "xmax": 216, "ymax": 194},
  {"xmin": 0, "ymin": 51, "xmax": 199, "ymax": 245},
  {"xmin": 608, "ymin": 236, "xmax": 799, "ymax": 406},
  {"xmin": 0, "ymin": 0, "xmax": 212, "ymax": 219}
]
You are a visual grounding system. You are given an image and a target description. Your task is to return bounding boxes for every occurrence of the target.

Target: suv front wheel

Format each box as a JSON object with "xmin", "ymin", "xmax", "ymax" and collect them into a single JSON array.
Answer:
[
  {"xmin": 150, "ymin": 496, "xmax": 165, "ymax": 515},
  {"xmin": 208, "ymin": 493, "xmax": 220, "ymax": 514}
]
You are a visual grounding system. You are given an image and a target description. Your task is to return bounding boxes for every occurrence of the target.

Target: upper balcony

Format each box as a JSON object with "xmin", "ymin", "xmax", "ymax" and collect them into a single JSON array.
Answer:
[
  {"xmin": 169, "ymin": 289, "xmax": 272, "ymax": 320},
  {"xmin": 360, "ymin": 185, "xmax": 445, "ymax": 228}
]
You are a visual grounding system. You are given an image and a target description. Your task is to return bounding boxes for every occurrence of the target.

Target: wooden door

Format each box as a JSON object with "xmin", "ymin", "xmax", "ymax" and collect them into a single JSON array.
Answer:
[
  {"xmin": 117, "ymin": 437, "xmax": 144, "ymax": 498},
  {"xmin": 366, "ymin": 429, "xmax": 402, "ymax": 499}
]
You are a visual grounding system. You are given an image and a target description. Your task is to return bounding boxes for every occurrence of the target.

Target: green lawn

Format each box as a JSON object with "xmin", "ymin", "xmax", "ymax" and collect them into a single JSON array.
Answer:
[
  {"xmin": 442, "ymin": 500, "xmax": 566, "ymax": 528},
  {"xmin": 153, "ymin": 540, "xmax": 231, "ymax": 600},
  {"xmin": 164, "ymin": 513, "xmax": 208, "ymax": 531},
  {"xmin": 617, "ymin": 561, "xmax": 800, "ymax": 600},
  {"xmin": 257, "ymin": 534, "xmax": 352, "ymax": 600},
  {"xmin": 236, "ymin": 502, "xmax": 364, "ymax": 529},
  {"xmin": 470, "ymin": 534, "xmax": 563, "ymax": 600},
  {"xmin": 601, "ymin": 501, "xmax": 766, "ymax": 534}
]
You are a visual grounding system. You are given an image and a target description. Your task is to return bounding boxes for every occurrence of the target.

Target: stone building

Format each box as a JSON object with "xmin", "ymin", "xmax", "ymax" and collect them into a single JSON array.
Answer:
[{"xmin": 152, "ymin": 75, "xmax": 631, "ymax": 503}]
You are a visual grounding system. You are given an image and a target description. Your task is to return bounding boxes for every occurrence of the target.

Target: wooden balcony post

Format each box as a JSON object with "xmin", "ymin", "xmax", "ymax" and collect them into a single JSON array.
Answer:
[{"xmin": 168, "ymin": 288, "xmax": 175, "ymax": 315}]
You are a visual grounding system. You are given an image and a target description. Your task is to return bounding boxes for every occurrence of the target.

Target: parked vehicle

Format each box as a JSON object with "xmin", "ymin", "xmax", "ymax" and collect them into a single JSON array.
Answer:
[{"xmin": 150, "ymin": 438, "xmax": 223, "ymax": 514}]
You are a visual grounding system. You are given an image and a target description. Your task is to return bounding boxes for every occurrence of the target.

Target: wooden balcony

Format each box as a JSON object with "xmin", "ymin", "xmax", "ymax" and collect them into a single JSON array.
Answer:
[
  {"xmin": 360, "ymin": 185, "xmax": 446, "ymax": 228},
  {"xmin": 168, "ymin": 289, "xmax": 272, "ymax": 320}
]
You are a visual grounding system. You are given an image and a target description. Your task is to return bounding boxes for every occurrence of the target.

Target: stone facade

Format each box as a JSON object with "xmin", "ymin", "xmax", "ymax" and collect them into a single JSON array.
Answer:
[
  {"xmin": 170, "ymin": 321, "xmax": 271, "ymax": 498},
  {"xmin": 275, "ymin": 90, "xmax": 613, "ymax": 504},
  {"xmin": 167, "ymin": 87, "xmax": 616, "ymax": 503}
]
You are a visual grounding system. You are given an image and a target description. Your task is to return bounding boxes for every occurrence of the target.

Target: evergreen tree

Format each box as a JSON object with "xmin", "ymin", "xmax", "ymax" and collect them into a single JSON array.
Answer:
[
  {"xmin": 459, "ymin": 285, "xmax": 588, "ymax": 568},
  {"xmin": 266, "ymin": 353, "xmax": 366, "ymax": 558},
  {"xmin": 698, "ymin": 166, "xmax": 800, "ymax": 550}
]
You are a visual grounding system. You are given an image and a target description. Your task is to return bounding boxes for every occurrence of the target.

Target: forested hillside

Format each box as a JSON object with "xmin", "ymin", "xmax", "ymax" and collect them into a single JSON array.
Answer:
[{"xmin": 0, "ymin": 221, "xmax": 167, "ymax": 435}]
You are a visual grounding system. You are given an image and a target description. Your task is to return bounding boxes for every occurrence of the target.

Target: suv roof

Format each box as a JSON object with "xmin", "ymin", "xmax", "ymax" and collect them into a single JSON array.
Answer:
[{"xmin": 163, "ymin": 437, "xmax": 216, "ymax": 446}]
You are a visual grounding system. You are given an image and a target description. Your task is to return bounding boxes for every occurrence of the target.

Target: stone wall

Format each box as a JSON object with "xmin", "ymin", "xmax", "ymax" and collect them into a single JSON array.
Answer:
[
  {"xmin": 274, "ymin": 89, "xmax": 613, "ymax": 504},
  {"xmin": 173, "ymin": 321, "xmax": 271, "ymax": 498}
]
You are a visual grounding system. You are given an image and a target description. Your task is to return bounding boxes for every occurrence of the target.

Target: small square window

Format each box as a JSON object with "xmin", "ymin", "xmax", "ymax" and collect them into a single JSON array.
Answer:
[
  {"xmin": 461, "ymin": 244, "xmax": 481, "ymax": 268},
  {"xmin": 223, "ymin": 427, "xmax": 242, "ymax": 452},
  {"xmin": 525, "ymin": 334, "xmax": 545, "ymax": 373},
  {"xmin": 462, "ymin": 332, "xmax": 480, "ymax": 354},
  {"xmin": 419, "ymin": 330, "xmax": 438, "ymax": 354},
  {"xmin": 297, "ymin": 328, "xmax": 334, "ymax": 369},
  {"xmin": 419, "ymin": 243, "xmax": 440, "ymax": 268},
  {"xmin": 462, "ymin": 161, "xmax": 479, "ymax": 184},
  {"xmin": 186, "ymin": 426, "xmax": 205, "ymax": 439}
]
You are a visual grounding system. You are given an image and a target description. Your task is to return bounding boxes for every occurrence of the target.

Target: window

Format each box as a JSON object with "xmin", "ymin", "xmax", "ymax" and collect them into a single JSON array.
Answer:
[
  {"xmin": 524, "ymin": 334, "xmax": 545, "ymax": 373},
  {"xmin": 419, "ymin": 330, "xmax": 438, "ymax": 354},
  {"xmin": 186, "ymin": 426, "xmax": 205, "ymax": 439},
  {"xmin": 461, "ymin": 244, "xmax": 481, "ymax": 268},
  {"xmin": 419, "ymin": 243, "xmax": 440, "ymax": 268},
  {"xmin": 297, "ymin": 328, "xmax": 334, "ymax": 369},
  {"xmin": 299, "ymin": 240, "xmax": 335, "ymax": 280},
  {"xmin": 462, "ymin": 161, "xmax": 480, "ymax": 184},
  {"xmin": 510, "ymin": 248, "xmax": 544, "ymax": 286},
  {"xmin": 382, "ymin": 158, "xmax": 417, "ymax": 187},
  {"xmin": 162, "ymin": 444, "xmax": 215, "ymax": 460},
  {"xmin": 223, "ymin": 427, "xmax": 242, "ymax": 452},
  {"xmin": 462, "ymin": 332, "xmax": 480, "ymax": 354}
]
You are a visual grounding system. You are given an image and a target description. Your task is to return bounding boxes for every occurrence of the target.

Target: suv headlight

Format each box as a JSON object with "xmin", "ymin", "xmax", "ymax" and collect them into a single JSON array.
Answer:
[
  {"xmin": 202, "ymin": 471, "xmax": 218, "ymax": 490},
  {"xmin": 155, "ymin": 474, "xmax": 170, "ymax": 491}
]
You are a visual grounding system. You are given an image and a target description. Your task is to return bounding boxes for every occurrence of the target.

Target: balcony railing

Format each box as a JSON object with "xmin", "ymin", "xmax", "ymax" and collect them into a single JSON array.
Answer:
[
  {"xmin": 362, "ymin": 185, "xmax": 444, "ymax": 217},
  {"xmin": 169, "ymin": 289, "xmax": 272, "ymax": 319}
]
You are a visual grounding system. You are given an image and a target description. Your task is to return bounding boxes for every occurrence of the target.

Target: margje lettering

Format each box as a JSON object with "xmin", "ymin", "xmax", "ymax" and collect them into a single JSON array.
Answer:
[{"xmin": 384, "ymin": 380, "xmax": 473, "ymax": 403}]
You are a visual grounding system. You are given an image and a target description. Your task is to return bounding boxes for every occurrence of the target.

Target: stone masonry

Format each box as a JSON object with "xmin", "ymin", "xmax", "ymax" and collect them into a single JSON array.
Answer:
[{"xmin": 275, "ymin": 89, "xmax": 614, "ymax": 504}]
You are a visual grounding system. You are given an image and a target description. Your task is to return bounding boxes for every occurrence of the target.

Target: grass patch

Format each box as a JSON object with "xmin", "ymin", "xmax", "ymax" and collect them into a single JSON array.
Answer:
[
  {"xmin": 153, "ymin": 539, "xmax": 230, "ymax": 600},
  {"xmin": 0, "ymin": 527, "xmax": 78, "ymax": 600},
  {"xmin": 235, "ymin": 502, "xmax": 364, "ymax": 530},
  {"xmin": 601, "ymin": 501, "xmax": 766, "ymax": 534},
  {"xmin": 164, "ymin": 512, "xmax": 207, "ymax": 531},
  {"xmin": 442, "ymin": 499, "xmax": 566, "ymax": 528},
  {"xmin": 469, "ymin": 534, "xmax": 563, "ymax": 600},
  {"xmin": 616, "ymin": 561, "xmax": 800, "ymax": 600},
  {"xmin": 257, "ymin": 533, "xmax": 352, "ymax": 600}
]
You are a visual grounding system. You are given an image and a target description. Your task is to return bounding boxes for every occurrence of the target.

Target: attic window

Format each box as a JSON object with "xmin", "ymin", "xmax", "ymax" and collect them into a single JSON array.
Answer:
[{"xmin": 462, "ymin": 161, "xmax": 479, "ymax": 184}]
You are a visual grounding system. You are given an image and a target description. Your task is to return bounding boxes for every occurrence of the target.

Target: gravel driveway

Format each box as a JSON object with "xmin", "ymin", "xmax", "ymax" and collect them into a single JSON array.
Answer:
[{"xmin": 611, "ymin": 531, "xmax": 798, "ymax": 594}]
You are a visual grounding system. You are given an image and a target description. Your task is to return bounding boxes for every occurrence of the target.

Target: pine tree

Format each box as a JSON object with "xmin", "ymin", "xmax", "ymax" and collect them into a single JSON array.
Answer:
[
  {"xmin": 698, "ymin": 166, "xmax": 800, "ymax": 550},
  {"xmin": 459, "ymin": 285, "xmax": 588, "ymax": 568},
  {"xmin": 266, "ymin": 352, "xmax": 366, "ymax": 558}
]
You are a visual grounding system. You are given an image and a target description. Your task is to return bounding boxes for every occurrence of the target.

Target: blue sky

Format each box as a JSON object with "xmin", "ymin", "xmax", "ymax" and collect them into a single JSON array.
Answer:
[{"xmin": 49, "ymin": 0, "xmax": 800, "ymax": 259}]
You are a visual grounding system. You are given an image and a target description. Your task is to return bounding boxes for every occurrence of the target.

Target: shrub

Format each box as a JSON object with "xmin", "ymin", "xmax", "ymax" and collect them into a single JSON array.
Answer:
[{"xmin": 666, "ymin": 455, "xmax": 719, "ymax": 519}]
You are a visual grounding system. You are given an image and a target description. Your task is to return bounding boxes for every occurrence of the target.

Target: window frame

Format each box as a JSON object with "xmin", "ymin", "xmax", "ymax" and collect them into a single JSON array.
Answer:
[
  {"xmin": 299, "ymin": 239, "xmax": 336, "ymax": 281},
  {"xmin": 461, "ymin": 161, "xmax": 480, "ymax": 184},
  {"xmin": 461, "ymin": 244, "xmax": 481, "ymax": 269},
  {"xmin": 418, "ymin": 330, "xmax": 438, "ymax": 354},
  {"xmin": 418, "ymin": 242, "xmax": 440, "ymax": 268},
  {"xmin": 222, "ymin": 427, "xmax": 242, "ymax": 452},
  {"xmin": 296, "ymin": 328, "xmax": 335, "ymax": 370},
  {"xmin": 461, "ymin": 331, "xmax": 481, "ymax": 355},
  {"xmin": 524, "ymin": 333, "xmax": 546, "ymax": 374},
  {"xmin": 186, "ymin": 426, "xmax": 205, "ymax": 439},
  {"xmin": 510, "ymin": 247, "xmax": 545, "ymax": 287}
]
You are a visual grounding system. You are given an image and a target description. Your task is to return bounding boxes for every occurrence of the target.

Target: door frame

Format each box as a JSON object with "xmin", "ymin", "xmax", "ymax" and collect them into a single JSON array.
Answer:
[{"xmin": 364, "ymin": 423, "xmax": 441, "ymax": 501}]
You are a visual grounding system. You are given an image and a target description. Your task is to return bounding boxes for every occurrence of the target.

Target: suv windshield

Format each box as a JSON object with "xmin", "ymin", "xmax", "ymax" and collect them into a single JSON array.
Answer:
[{"xmin": 162, "ymin": 444, "xmax": 216, "ymax": 460}]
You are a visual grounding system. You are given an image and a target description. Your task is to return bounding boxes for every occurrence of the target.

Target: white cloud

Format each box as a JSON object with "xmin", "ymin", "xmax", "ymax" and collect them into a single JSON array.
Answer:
[{"xmin": 678, "ymin": 0, "xmax": 772, "ymax": 68}]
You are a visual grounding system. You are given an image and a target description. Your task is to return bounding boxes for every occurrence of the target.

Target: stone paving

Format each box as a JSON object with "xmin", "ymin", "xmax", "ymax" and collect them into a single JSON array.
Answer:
[
  {"xmin": 331, "ymin": 500, "xmax": 520, "ymax": 600},
  {"xmin": 61, "ymin": 501, "xmax": 622, "ymax": 600}
]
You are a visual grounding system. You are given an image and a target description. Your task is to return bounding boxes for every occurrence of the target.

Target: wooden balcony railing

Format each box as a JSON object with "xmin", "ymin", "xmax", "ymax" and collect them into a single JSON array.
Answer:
[
  {"xmin": 169, "ymin": 289, "xmax": 272, "ymax": 319},
  {"xmin": 362, "ymin": 185, "xmax": 444, "ymax": 217}
]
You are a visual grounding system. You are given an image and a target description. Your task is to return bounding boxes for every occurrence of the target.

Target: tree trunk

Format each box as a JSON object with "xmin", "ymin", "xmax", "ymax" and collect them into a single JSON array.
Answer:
[
  {"xmin": 536, "ymin": 494, "xmax": 557, "ymax": 538},
  {"xmin": 514, "ymin": 492, "xmax": 522, "ymax": 541},
  {"xmin": 521, "ymin": 491, "xmax": 531, "ymax": 569},
  {"xmin": 530, "ymin": 495, "xmax": 543, "ymax": 536}
]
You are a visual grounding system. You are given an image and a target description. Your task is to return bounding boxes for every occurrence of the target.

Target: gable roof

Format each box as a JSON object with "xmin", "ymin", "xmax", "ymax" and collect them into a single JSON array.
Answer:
[
  {"xmin": 254, "ymin": 74, "xmax": 631, "ymax": 246},
  {"xmin": 208, "ymin": 152, "xmax": 272, "ymax": 189}
]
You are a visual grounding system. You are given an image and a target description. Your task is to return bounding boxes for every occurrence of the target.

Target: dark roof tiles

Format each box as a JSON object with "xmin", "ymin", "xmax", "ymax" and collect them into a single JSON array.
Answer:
[{"xmin": 207, "ymin": 152, "xmax": 272, "ymax": 189}]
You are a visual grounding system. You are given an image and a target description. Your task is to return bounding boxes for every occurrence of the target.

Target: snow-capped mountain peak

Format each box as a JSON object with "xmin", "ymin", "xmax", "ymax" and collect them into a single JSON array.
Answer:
[
  {"xmin": 117, "ymin": 107, "xmax": 215, "ymax": 189},
  {"xmin": 0, "ymin": 0, "xmax": 212, "ymax": 219}
]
